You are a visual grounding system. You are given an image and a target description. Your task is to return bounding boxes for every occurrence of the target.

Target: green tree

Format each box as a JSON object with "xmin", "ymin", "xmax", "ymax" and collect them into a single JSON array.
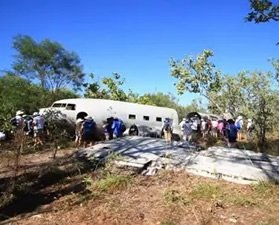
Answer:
[
  {"xmin": 208, "ymin": 71, "xmax": 279, "ymax": 144},
  {"xmin": 246, "ymin": 0, "xmax": 279, "ymax": 23},
  {"xmin": 241, "ymin": 71, "xmax": 279, "ymax": 144},
  {"xmin": 85, "ymin": 73, "xmax": 128, "ymax": 101},
  {"xmin": 169, "ymin": 50, "xmax": 222, "ymax": 113},
  {"xmin": 0, "ymin": 73, "xmax": 79, "ymax": 131},
  {"xmin": 0, "ymin": 74, "xmax": 43, "ymax": 130},
  {"xmin": 135, "ymin": 92, "xmax": 205, "ymax": 121},
  {"xmin": 13, "ymin": 35, "xmax": 85, "ymax": 92},
  {"xmin": 207, "ymin": 74, "xmax": 246, "ymax": 118}
]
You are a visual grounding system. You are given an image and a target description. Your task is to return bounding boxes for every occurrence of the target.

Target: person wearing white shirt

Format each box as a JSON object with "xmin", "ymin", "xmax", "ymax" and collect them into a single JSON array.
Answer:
[
  {"xmin": 179, "ymin": 118, "xmax": 186, "ymax": 140},
  {"xmin": 32, "ymin": 112, "xmax": 45, "ymax": 146}
]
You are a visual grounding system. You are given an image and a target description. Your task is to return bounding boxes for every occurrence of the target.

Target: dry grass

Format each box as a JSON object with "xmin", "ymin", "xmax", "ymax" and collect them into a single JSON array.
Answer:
[
  {"xmin": 10, "ymin": 170, "xmax": 279, "ymax": 225},
  {"xmin": 1, "ymin": 156, "xmax": 279, "ymax": 225}
]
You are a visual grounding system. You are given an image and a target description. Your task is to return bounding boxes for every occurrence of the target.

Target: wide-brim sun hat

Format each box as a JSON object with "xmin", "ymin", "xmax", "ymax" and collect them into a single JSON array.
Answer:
[
  {"xmin": 76, "ymin": 118, "xmax": 84, "ymax": 123},
  {"xmin": 85, "ymin": 116, "xmax": 93, "ymax": 120},
  {"xmin": 16, "ymin": 110, "xmax": 24, "ymax": 115}
]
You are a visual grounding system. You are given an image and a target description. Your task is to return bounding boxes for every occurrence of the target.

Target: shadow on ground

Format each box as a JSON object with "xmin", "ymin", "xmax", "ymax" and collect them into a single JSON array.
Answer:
[{"xmin": 0, "ymin": 153, "xmax": 96, "ymax": 222}]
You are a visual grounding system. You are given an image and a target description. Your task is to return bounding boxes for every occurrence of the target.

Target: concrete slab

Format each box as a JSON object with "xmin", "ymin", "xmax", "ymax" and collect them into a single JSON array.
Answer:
[{"xmin": 76, "ymin": 136, "xmax": 279, "ymax": 184}]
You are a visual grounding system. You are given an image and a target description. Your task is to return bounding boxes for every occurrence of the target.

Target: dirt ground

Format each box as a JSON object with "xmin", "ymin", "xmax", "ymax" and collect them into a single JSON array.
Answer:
[{"xmin": 1, "ymin": 147, "xmax": 279, "ymax": 225}]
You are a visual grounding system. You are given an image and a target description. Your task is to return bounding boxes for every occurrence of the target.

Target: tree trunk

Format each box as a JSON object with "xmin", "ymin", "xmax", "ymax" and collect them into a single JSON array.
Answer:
[{"xmin": 202, "ymin": 93, "xmax": 223, "ymax": 115}]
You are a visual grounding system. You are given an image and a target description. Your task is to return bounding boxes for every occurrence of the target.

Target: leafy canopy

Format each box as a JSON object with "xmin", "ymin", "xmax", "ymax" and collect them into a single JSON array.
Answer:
[
  {"xmin": 169, "ymin": 50, "xmax": 222, "ymax": 112},
  {"xmin": 246, "ymin": 0, "xmax": 279, "ymax": 23},
  {"xmin": 13, "ymin": 35, "xmax": 85, "ymax": 91}
]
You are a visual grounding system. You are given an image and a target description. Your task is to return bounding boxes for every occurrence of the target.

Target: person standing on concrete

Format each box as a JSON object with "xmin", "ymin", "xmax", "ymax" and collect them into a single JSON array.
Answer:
[
  {"xmin": 235, "ymin": 116, "xmax": 243, "ymax": 141},
  {"xmin": 32, "ymin": 112, "xmax": 45, "ymax": 146},
  {"xmin": 211, "ymin": 119, "xmax": 218, "ymax": 138},
  {"xmin": 162, "ymin": 118, "xmax": 172, "ymax": 142},
  {"xmin": 217, "ymin": 120, "xmax": 224, "ymax": 139},
  {"xmin": 201, "ymin": 118, "xmax": 207, "ymax": 138},
  {"xmin": 179, "ymin": 118, "xmax": 186, "ymax": 140},
  {"xmin": 81, "ymin": 116, "xmax": 96, "ymax": 147},
  {"xmin": 183, "ymin": 119, "xmax": 192, "ymax": 142},
  {"xmin": 226, "ymin": 119, "xmax": 238, "ymax": 148}
]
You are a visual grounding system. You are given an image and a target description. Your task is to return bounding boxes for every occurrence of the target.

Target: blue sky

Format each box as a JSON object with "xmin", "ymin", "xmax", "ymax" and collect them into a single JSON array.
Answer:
[{"xmin": 1, "ymin": 0, "xmax": 279, "ymax": 105}]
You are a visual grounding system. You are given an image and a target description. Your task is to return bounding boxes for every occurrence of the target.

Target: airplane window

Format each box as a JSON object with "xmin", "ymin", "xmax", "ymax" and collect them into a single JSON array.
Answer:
[
  {"xmin": 129, "ymin": 114, "xmax": 136, "ymax": 119},
  {"xmin": 66, "ymin": 104, "xmax": 76, "ymax": 110},
  {"xmin": 156, "ymin": 117, "xmax": 162, "ymax": 122},
  {"xmin": 143, "ymin": 116, "xmax": 149, "ymax": 121},
  {"xmin": 52, "ymin": 103, "xmax": 66, "ymax": 108}
]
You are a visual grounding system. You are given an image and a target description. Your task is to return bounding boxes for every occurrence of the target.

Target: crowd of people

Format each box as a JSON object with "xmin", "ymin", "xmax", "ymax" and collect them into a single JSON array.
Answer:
[
  {"xmin": 1, "ymin": 110, "xmax": 256, "ymax": 150},
  {"xmin": 75, "ymin": 116, "xmax": 127, "ymax": 148},
  {"xmin": 179, "ymin": 115, "xmax": 255, "ymax": 147},
  {"xmin": 8, "ymin": 110, "xmax": 46, "ymax": 146}
]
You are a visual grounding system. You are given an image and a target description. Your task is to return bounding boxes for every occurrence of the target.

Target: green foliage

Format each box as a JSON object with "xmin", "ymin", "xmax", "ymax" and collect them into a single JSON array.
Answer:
[
  {"xmin": 95, "ymin": 174, "xmax": 133, "ymax": 192},
  {"xmin": 271, "ymin": 58, "xmax": 279, "ymax": 85},
  {"xmin": 135, "ymin": 92, "xmax": 205, "ymax": 121},
  {"xmin": 0, "ymin": 74, "xmax": 43, "ymax": 131},
  {"xmin": 170, "ymin": 50, "xmax": 222, "ymax": 113},
  {"xmin": 85, "ymin": 72, "xmax": 128, "ymax": 101},
  {"xmin": 82, "ymin": 176, "xmax": 93, "ymax": 185},
  {"xmin": 85, "ymin": 72, "xmax": 204, "ymax": 120},
  {"xmin": 13, "ymin": 35, "xmax": 85, "ymax": 91},
  {"xmin": 208, "ymin": 71, "xmax": 279, "ymax": 144},
  {"xmin": 246, "ymin": 0, "xmax": 279, "ymax": 23},
  {"xmin": 0, "ymin": 73, "xmax": 78, "ymax": 132}
]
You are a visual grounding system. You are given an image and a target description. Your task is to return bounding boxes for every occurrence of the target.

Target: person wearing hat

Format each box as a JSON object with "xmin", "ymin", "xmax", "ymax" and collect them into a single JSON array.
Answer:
[
  {"xmin": 162, "ymin": 118, "xmax": 172, "ymax": 142},
  {"xmin": 183, "ymin": 119, "xmax": 192, "ymax": 142},
  {"xmin": 235, "ymin": 116, "xmax": 243, "ymax": 141},
  {"xmin": 246, "ymin": 119, "xmax": 254, "ymax": 141},
  {"xmin": 11, "ymin": 110, "xmax": 24, "ymax": 128},
  {"xmin": 75, "ymin": 117, "xmax": 84, "ymax": 146},
  {"xmin": 81, "ymin": 116, "xmax": 97, "ymax": 147},
  {"xmin": 32, "ymin": 112, "xmax": 45, "ymax": 146}
]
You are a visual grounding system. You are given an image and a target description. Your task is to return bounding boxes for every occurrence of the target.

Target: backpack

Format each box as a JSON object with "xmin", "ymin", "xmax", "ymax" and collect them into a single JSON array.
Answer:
[
  {"xmin": 120, "ymin": 121, "xmax": 126, "ymax": 132},
  {"xmin": 10, "ymin": 117, "xmax": 17, "ymax": 127},
  {"xmin": 228, "ymin": 124, "xmax": 237, "ymax": 139},
  {"xmin": 24, "ymin": 118, "xmax": 33, "ymax": 132},
  {"xmin": 83, "ymin": 120, "xmax": 95, "ymax": 134},
  {"xmin": 236, "ymin": 120, "xmax": 242, "ymax": 130}
]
